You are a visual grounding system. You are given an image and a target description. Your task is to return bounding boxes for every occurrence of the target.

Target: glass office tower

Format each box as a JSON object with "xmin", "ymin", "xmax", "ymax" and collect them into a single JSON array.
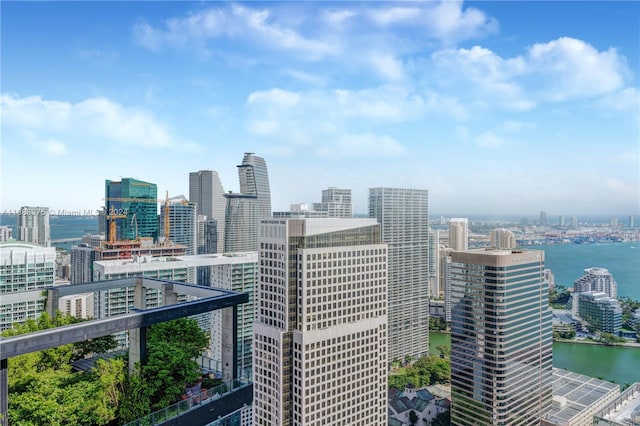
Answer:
[{"xmin": 450, "ymin": 249, "xmax": 552, "ymax": 426}]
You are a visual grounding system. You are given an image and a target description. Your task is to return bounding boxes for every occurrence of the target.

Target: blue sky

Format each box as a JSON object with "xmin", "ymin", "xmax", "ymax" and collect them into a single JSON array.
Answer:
[{"xmin": 2, "ymin": 1, "xmax": 638, "ymax": 215}]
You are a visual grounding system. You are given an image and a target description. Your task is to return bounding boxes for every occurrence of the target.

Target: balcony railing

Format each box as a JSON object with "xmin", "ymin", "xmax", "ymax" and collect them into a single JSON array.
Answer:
[{"xmin": 122, "ymin": 378, "xmax": 250, "ymax": 426}]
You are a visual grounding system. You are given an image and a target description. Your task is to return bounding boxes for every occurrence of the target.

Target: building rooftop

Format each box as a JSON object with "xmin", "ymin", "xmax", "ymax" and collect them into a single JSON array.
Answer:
[
  {"xmin": 544, "ymin": 368, "xmax": 619, "ymax": 425},
  {"xmin": 595, "ymin": 382, "xmax": 640, "ymax": 425}
]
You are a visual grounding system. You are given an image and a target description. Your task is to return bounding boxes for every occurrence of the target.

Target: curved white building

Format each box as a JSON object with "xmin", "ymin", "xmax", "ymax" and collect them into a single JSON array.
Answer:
[{"xmin": 573, "ymin": 267, "xmax": 618, "ymax": 299}]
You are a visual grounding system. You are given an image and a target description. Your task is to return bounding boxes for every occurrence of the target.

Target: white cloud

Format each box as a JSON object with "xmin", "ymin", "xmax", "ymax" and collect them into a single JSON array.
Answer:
[
  {"xmin": 369, "ymin": 53, "xmax": 404, "ymax": 80},
  {"xmin": 368, "ymin": 1, "xmax": 497, "ymax": 44},
  {"xmin": 1, "ymin": 94, "xmax": 178, "ymax": 150},
  {"xmin": 134, "ymin": 4, "xmax": 338, "ymax": 60},
  {"xmin": 595, "ymin": 87, "xmax": 640, "ymax": 112},
  {"xmin": 247, "ymin": 88, "xmax": 301, "ymax": 107},
  {"xmin": 40, "ymin": 139, "xmax": 67, "ymax": 156},
  {"xmin": 429, "ymin": 37, "xmax": 633, "ymax": 109},
  {"xmin": 323, "ymin": 9, "xmax": 357, "ymax": 25}
]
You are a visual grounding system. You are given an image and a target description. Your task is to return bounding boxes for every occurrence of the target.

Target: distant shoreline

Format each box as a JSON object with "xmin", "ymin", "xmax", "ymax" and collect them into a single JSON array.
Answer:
[{"xmin": 554, "ymin": 338, "xmax": 640, "ymax": 348}]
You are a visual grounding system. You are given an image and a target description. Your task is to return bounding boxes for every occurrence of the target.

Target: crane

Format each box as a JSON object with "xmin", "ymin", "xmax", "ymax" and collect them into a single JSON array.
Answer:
[
  {"xmin": 106, "ymin": 214, "xmax": 127, "ymax": 244},
  {"xmin": 102, "ymin": 193, "xmax": 189, "ymax": 245}
]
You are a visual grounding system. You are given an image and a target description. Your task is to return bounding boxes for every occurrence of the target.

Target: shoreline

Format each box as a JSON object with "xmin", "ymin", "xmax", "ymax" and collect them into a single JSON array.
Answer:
[{"xmin": 554, "ymin": 338, "xmax": 640, "ymax": 348}]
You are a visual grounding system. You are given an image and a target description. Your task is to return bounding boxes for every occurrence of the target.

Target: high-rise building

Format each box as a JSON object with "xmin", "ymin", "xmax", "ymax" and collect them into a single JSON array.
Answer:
[
  {"xmin": 105, "ymin": 178, "xmax": 158, "ymax": 241},
  {"xmin": 71, "ymin": 244, "xmax": 97, "ymax": 284},
  {"xmin": 189, "ymin": 170, "xmax": 226, "ymax": 253},
  {"xmin": 0, "ymin": 226, "xmax": 13, "ymax": 242},
  {"xmin": 428, "ymin": 228, "xmax": 439, "ymax": 299},
  {"xmin": 450, "ymin": 248, "xmax": 552, "ymax": 426},
  {"xmin": 573, "ymin": 267, "xmax": 617, "ymax": 299},
  {"xmin": 540, "ymin": 211, "xmax": 547, "ymax": 226},
  {"xmin": 610, "ymin": 216, "xmax": 618, "ymax": 227},
  {"xmin": 18, "ymin": 206, "xmax": 50, "ymax": 247},
  {"xmin": 159, "ymin": 196, "xmax": 197, "ymax": 255},
  {"xmin": 0, "ymin": 241, "xmax": 56, "ymax": 330},
  {"xmin": 253, "ymin": 218, "xmax": 388, "ymax": 426},
  {"xmin": 439, "ymin": 245, "xmax": 453, "ymax": 322},
  {"xmin": 369, "ymin": 187, "xmax": 429, "ymax": 361},
  {"xmin": 448, "ymin": 218, "xmax": 468, "ymax": 251},
  {"xmin": 209, "ymin": 253, "xmax": 258, "ymax": 381},
  {"xmin": 577, "ymin": 291, "xmax": 622, "ymax": 335},
  {"xmin": 224, "ymin": 153, "xmax": 271, "ymax": 253},
  {"xmin": 490, "ymin": 228, "xmax": 517, "ymax": 249},
  {"xmin": 629, "ymin": 215, "xmax": 635, "ymax": 228},
  {"xmin": 571, "ymin": 215, "xmax": 578, "ymax": 228},
  {"xmin": 312, "ymin": 187, "xmax": 352, "ymax": 218},
  {"xmin": 559, "ymin": 215, "xmax": 565, "ymax": 227}
]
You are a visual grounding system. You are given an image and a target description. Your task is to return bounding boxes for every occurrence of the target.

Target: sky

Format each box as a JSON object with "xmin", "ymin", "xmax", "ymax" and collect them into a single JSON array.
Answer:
[{"xmin": 1, "ymin": 1, "xmax": 639, "ymax": 216}]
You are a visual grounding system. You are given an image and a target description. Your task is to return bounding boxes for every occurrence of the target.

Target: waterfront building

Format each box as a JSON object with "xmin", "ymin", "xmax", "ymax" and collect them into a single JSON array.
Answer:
[
  {"xmin": 576, "ymin": 291, "xmax": 622, "ymax": 335},
  {"xmin": 253, "ymin": 218, "xmax": 388, "ymax": 425},
  {"xmin": 159, "ymin": 196, "xmax": 197, "ymax": 255},
  {"xmin": 70, "ymin": 244, "xmax": 97, "ymax": 284},
  {"xmin": 559, "ymin": 215, "xmax": 565, "ymax": 227},
  {"xmin": 629, "ymin": 215, "xmax": 635, "ymax": 228},
  {"xmin": 369, "ymin": 187, "xmax": 429, "ymax": 361},
  {"xmin": 312, "ymin": 187, "xmax": 352, "ymax": 218},
  {"xmin": 450, "ymin": 248, "xmax": 552, "ymax": 426},
  {"xmin": 540, "ymin": 211, "xmax": 548, "ymax": 226},
  {"xmin": 0, "ymin": 226, "xmax": 12, "ymax": 242},
  {"xmin": 541, "ymin": 368, "xmax": 619, "ymax": 426},
  {"xmin": 0, "ymin": 241, "xmax": 56, "ymax": 330},
  {"xmin": 105, "ymin": 178, "xmax": 158, "ymax": 241},
  {"xmin": 594, "ymin": 382, "xmax": 640, "ymax": 426},
  {"xmin": 544, "ymin": 268, "xmax": 556, "ymax": 292},
  {"xmin": 573, "ymin": 267, "xmax": 617, "ymax": 299},
  {"xmin": 224, "ymin": 153, "xmax": 271, "ymax": 253},
  {"xmin": 448, "ymin": 218, "xmax": 468, "ymax": 251},
  {"xmin": 490, "ymin": 228, "xmax": 516, "ymax": 249},
  {"xmin": 571, "ymin": 216, "xmax": 578, "ymax": 228},
  {"xmin": 189, "ymin": 170, "xmax": 226, "ymax": 253},
  {"xmin": 18, "ymin": 206, "xmax": 50, "ymax": 247},
  {"xmin": 610, "ymin": 216, "xmax": 619, "ymax": 227}
]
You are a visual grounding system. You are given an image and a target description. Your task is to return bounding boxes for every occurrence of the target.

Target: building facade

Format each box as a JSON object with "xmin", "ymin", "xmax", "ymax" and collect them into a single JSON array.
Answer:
[
  {"xmin": 573, "ymin": 267, "xmax": 618, "ymax": 299},
  {"xmin": 189, "ymin": 170, "xmax": 226, "ymax": 253},
  {"xmin": 368, "ymin": 187, "xmax": 429, "ymax": 362},
  {"xmin": 448, "ymin": 218, "xmax": 468, "ymax": 251},
  {"xmin": 70, "ymin": 244, "xmax": 97, "ymax": 284},
  {"xmin": 0, "ymin": 242, "xmax": 56, "ymax": 330},
  {"xmin": 253, "ymin": 218, "xmax": 388, "ymax": 426},
  {"xmin": 490, "ymin": 228, "xmax": 517, "ymax": 249},
  {"xmin": 18, "ymin": 206, "xmax": 50, "ymax": 247},
  {"xmin": 105, "ymin": 178, "xmax": 158, "ymax": 241},
  {"xmin": 312, "ymin": 187, "xmax": 352, "ymax": 218},
  {"xmin": 159, "ymin": 197, "xmax": 197, "ymax": 255},
  {"xmin": 224, "ymin": 153, "xmax": 271, "ymax": 253},
  {"xmin": 450, "ymin": 249, "xmax": 553, "ymax": 426},
  {"xmin": 0, "ymin": 226, "xmax": 13, "ymax": 242},
  {"xmin": 577, "ymin": 291, "xmax": 622, "ymax": 334}
]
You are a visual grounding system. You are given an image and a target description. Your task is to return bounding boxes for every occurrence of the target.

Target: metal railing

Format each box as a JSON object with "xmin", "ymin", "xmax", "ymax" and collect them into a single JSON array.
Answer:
[{"xmin": 122, "ymin": 378, "xmax": 251, "ymax": 426}]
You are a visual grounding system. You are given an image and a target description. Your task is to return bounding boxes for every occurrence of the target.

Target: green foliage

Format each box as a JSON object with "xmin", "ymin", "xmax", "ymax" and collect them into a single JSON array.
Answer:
[
  {"xmin": 388, "ymin": 355, "xmax": 450, "ymax": 389},
  {"xmin": 598, "ymin": 332, "xmax": 627, "ymax": 345},
  {"xmin": 552, "ymin": 330, "xmax": 576, "ymax": 340},
  {"xmin": 548, "ymin": 285, "xmax": 571, "ymax": 306},
  {"xmin": 435, "ymin": 345, "xmax": 451, "ymax": 358},
  {"xmin": 409, "ymin": 409, "xmax": 418, "ymax": 425},
  {"xmin": 429, "ymin": 316, "xmax": 447, "ymax": 331},
  {"xmin": 429, "ymin": 410, "xmax": 451, "ymax": 426}
]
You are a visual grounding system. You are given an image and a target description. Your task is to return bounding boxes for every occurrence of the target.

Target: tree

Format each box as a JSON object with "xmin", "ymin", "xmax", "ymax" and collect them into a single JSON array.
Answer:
[
  {"xmin": 430, "ymin": 410, "xmax": 451, "ymax": 426},
  {"xmin": 409, "ymin": 409, "xmax": 418, "ymax": 426},
  {"xmin": 435, "ymin": 345, "xmax": 450, "ymax": 358}
]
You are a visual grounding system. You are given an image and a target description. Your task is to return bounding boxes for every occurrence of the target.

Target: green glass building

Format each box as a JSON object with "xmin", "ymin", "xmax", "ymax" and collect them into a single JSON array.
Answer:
[{"xmin": 105, "ymin": 178, "xmax": 158, "ymax": 241}]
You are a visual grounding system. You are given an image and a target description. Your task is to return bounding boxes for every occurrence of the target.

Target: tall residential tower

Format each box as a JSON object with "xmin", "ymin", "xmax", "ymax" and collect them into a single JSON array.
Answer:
[
  {"xmin": 224, "ymin": 153, "xmax": 271, "ymax": 253},
  {"xmin": 369, "ymin": 187, "xmax": 429, "ymax": 361},
  {"xmin": 189, "ymin": 170, "xmax": 226, "ymax": 253}
]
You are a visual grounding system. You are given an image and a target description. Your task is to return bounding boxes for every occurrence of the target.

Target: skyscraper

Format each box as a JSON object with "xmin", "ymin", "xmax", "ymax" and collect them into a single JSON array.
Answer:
[
  {"xmin": 369, "ymin": 187, "xmax": 429, "ymax": 362},
  {"xmin": 159, "ymin": 196, "xmax": 197, "ymax": 255},
  {"xmin": 70, "ymin": 244, "xmax": 97, "ymax": 284},
  {"xmin": 540, "ymin": 211, "xmax": 547, "ymax": 226},
  {"xmin": 189, "ymin": 170, "xmax": 226, "ymax": 253},
  {"xmin": 253, "ymin": 218, "xmax": 388, "ymax": 426},
  {"xmin": 490, "ymin": 228, "xmax": 517, "ymax": 249},
  {"xmin": 224, "ymin": 153, "xmax": 271, "ymax": 253},
  {"xmin": 18, "ymin": 206, "xmax": 50, "ymax": 247},
  {"xmin": 450, "ymin": 248, "xmax": 552, "ymax": 426},
  {"xmin": 312, "ymin": 187, "xmax": 352, "ymax": 218},
  {"xmin": 448, "ymin": 218, "xmax": 468, "ymax": 251},
  {"xmin": 105, "ymin": 178, "xmax": 158, "ymax": 241}
]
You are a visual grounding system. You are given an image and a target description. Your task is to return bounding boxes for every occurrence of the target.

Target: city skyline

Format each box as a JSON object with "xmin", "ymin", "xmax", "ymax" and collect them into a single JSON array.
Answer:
[{"xmin": 2, "ymin": 1, "xmax": 639, "ymax": 215}]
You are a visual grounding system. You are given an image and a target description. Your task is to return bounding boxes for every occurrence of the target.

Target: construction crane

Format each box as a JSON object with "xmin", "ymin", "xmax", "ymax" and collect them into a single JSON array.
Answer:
[
  {"xmin": 102, "ymin": 193, "xmax": 188, "ymax": 245},
  {"xmin": 106, "ymin": 214, "xmax": 127, "ymax": 244}
]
